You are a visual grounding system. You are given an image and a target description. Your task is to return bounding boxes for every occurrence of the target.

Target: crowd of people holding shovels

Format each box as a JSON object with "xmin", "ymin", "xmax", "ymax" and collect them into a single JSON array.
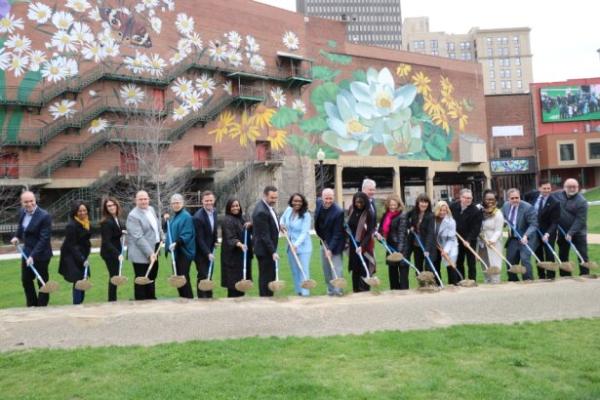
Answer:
[{"xmin": 9, "ymin": 176, "xmax": 596, "ymax": 307}]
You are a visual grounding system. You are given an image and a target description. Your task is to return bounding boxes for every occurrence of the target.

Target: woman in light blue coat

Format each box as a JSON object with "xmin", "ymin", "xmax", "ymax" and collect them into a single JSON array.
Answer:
[
  {"xmin": 433, "ymin": 200, "xmax": 459, "ymax": 285},
  {"xmin": 280, "ymin": 193, "xmax": 313, "ymax": 296}
]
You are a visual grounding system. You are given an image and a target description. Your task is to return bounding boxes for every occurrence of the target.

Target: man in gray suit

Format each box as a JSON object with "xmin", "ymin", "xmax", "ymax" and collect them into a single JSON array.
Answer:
[
  {"xmin": 126, "ymin": 190, "xmax": 162, "ymax": 300},
  {"xmin": 502, "ymin": 188, "xmax": 538, "ymax": 281}
]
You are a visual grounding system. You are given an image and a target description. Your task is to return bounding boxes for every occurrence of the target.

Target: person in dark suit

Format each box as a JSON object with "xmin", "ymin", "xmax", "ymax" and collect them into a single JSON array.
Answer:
[
  {"xmin": 405, "ymin": 193, "xmax": 436, "ymax": 277},
  {"xmin": 251, "ymin": 186, "xmax": 280, "ymax": 297},
  {"xmin": 10, "ymin": 191, "xmax": 53, "ymax": 307},
  {"xmin": 524, "ymin": 180, "xmax": 560, "ymax": 279},
  {"xmin": 100, "ymin": 197, "xmax": 125, "ymax": 302},
  {"xmin": 58, "ymin": 201, "xmax": 92, "ymax": 305},
  {"xmin": 165, "ymin": 193, "xmax": 196, "ymax": 299},
  {"xmin": 193, "ymin": 190, "xmax": 218, "ymax": 299},
  {"xmin": 362, "ymin": 178, "xmax": 378, "ymax": 220},
  {"xmin": 450, "ymin": 188, "xmax": 483, "ymax": 282},
  {"xmin": 221, "ymin": 198, "xmax": 253, "ymax": 298},
  {"xmin": 502, "ymin": 188, "xmax": 538, "ymax": 281},
  {"xmin": 314, "ymin": 188, "xmax": 345, "ymax": 296}
]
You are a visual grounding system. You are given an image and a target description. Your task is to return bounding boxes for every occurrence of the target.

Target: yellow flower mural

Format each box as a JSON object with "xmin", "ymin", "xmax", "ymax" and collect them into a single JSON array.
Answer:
[
  {"xmin": 267, "ymin": 129, "xmax": 287, "ymax": 150},
  {"xmin": 209, "ymin": 110, "xmax": 236, "ymax": 143},
  {"xmin": 229, "ymin": 111, "xmax": 261, "ymax": 147}
]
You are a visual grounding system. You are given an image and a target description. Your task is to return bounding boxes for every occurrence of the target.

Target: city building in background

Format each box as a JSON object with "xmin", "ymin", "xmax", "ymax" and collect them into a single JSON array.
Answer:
[
  {"xmin": 296, "ymin": 0, "xmax": 402, "ymax": 49},
  {"xmin": 402, "ymin": 17, "xmax": 533, "ymax": 95},
  {"xmin": 532, "ymin": 78, "xmax": 600, "ymax": 189}
]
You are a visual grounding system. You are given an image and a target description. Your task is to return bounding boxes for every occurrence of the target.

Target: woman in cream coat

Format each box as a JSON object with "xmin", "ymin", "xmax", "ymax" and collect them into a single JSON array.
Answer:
[{"xmin": 477, "ymin": 189, "xmax": 504, "ymax": 283}]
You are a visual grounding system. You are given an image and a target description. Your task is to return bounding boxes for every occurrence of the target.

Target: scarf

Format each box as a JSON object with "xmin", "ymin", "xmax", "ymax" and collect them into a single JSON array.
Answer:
[
  {"xmin": 74, "ymin": 216, "xmax": 90, "ymax": 230},
  {"xmin": 483, "ymin": 205, "xmax": 498, "ymax": 219},
  {"xmin": 381, "ymin": 210, "xmax": 400, "ymax": 238}
]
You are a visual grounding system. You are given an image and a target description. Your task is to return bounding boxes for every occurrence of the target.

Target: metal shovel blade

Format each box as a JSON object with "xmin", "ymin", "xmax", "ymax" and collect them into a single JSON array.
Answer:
[
  {"xmin": 330, "ymin": 277, "xmax": 347, "ymax": 289},
  {"xmin": 386, "ymin": 252, "xmax": 404, "ymax": 263},
  {"xmin": 268, "ymin": 280, "xmax": 285, "ymax": 292},
  {"xmin": 74, "ymin": 279, "xmax": 92, "ymax": 291},
  {"xmin": 39, "ymin": 280, "xmax": 60, "ymax": 293},
  {"xmin": 301, "ymin": 279, "xmax": 317, "ymax": 289},
  {"xmin": 362, "ymin": 276, "xmax": 381, "ymax": 287},
  {"xmin": 110, "ymin": 275, "xmax": 128, "ymax": 286},
  {"xmin": 582, "ymin": 261, "xmax": 599, "ymax": 270},
  {"xmin": 458, "ymin": 279, "xmax": 477, "ymax": 287},
  {"xmin": 198, "ymin": 279, "xmax": 214, "ymax": 292},
  {"xmin": 486, "ymin": 266, "xmax": 502, "ymax": 275},
  {"xmin": 234, "ymin": 279, "xmax": 254, "ymax": 292},
  {"xmin": 538, "ymin": 261, "xmax": 558, "ymax": 271},
  {"xmin": 168, "ymin": 275, "xmax": 187, "ymax": 288},
  {"xmin": 507, "ymin": 264, "xmax": 526, "ymax": 275},
  {"xmin": 134, "ymin": 276, "xmax": 153, "ymax": 285},
  {"xmin": 417, "ymin": 271, "xmax": 435, "ymax": 284}
]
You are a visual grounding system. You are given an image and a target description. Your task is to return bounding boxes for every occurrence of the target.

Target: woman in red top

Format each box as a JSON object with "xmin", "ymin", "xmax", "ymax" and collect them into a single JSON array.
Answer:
[{"xmin": 375, "ymin": 194, "xmax": 409, "ymax": 290}]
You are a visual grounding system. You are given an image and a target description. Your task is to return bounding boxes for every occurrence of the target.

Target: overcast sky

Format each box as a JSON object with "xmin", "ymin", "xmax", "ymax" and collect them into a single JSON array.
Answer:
[{"xmin": 254, "ymin": 0, "xmax": 600, "ymax": 83}]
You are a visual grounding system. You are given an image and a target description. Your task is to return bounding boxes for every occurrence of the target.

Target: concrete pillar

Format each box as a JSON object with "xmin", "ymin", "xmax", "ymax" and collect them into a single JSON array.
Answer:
[
  {"xmin": 335, "ymin": 164, "xmax": 343, "ymax": 206},
  {"xmin": 425, "ymin": 167, "xmax": 435, "ymax": 200},
  {"xmin": 392, "ymin": 166, "xmax": 401, "ymax": 197}
]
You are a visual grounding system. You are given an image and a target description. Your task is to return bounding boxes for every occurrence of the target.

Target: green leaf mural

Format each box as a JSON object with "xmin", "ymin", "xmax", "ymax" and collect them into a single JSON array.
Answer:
[
  {"xmin": 6, "ymin": 71, "xmax": 42, "ymax": 141},
  {"xmin": 299, "ymin": 116, "xmax": 328, "ymax": 133},
  {"xmin": 270, "ymin": 106, "xmax": 300, "ymax": 129},
  {"xmin": 310, "ymin": 82, "xmax": 339, "ymax": 114},
  {"xmin": 311, "ymin": 65, "xmax": 340, "ymax": 82},
  {"xmin": 319, "ymin": 50, "xmax": 352, "ymax": 65},
  {"xmin": 424, "ymin": 133, "xmax": 449, "ymax": 160}
]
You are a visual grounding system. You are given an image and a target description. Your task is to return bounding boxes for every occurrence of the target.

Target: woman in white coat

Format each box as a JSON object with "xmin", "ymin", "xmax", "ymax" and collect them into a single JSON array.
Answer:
[
  {"xmin": 433, "ymin": 201, "xmax": 458, "ymax": 285},
  {"xmin": 477, "ymin": 189, "xmax": 504, "ymax": 283}
]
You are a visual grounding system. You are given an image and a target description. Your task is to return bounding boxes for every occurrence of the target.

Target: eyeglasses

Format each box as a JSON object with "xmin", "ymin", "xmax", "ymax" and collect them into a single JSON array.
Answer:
[{"xmin": 509, "ymin": 197, "xmax": 519, "ymax": 200}]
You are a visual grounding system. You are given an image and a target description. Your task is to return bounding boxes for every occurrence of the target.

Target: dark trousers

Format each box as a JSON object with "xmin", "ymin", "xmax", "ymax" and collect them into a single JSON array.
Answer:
[
  {"xmin": 175, "ymin": 252, "xmax": 193, "ymax": 299},
  {"xmin": 257, "ymin": 256, "xmax": 275, "ymax": 297},
  {"xmin": 132, "ymin": 244, "xmax": 159, "ymax": 300},
  {"xmin": 456, "ymin": 240, "xmax": 477, "ymax": 281},
  {"xmin": 557, "ymin": 233, "xmax": 589, "ymax": 276},
  {"xmin": 103, "ymin": 256, "xmax": 119, "ymax": 302},
  {"xmin": 431, "ymin": 251, "xmax": 443, "ymax": 286},
  {"xmin": 388, "ymin": 260, "xmax": 409, "ymax": 290},
  {"xmin": 195, "ymin": 255, "xmax": 213, "ymax": 298},
  {"xmin": 73, "ymin": 283, "xmax": 85, "ymax": 305},
  {"xmin": 535, "ymin": 235, "xmax": 557, "ymax": 279},
  {"xmin": 228, "ymin": 288, "xmax": 245, "ymax": 297},
  {"xmin": 21, "ymin": 258, "xmax": 50, "ymax": 307}
]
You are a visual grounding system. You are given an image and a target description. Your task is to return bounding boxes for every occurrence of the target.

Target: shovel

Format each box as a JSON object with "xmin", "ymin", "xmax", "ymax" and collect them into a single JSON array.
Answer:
[
  {"xmin": 376, "ymin": 236, "xmax": 404, "ymax": 264},
  {"xmin": 411, "ymin": 230, "xmax": 444, "ymax": 288},
  {"xmin": 483, "ymin": 238, "xmax": 524, "ymax": 275},
  {"xmin": 198, "ymin": 247, "xmax": 216, "ymax": 292},
  {"xmin": 536, "ymin": 228, "xmax": 570, "ymax": 272},
  {"xmin": 283, "ymin": 230, "xmax": 316, "ymax": 290},
  {"xmin": 235, "ymin": 227, "xmax": 254, "ymax": 292},
  {"xmin": 166, "ymin": 220, "xmax": 187, "ymax": 289},
  {"xmin": 317, "ymin": 235, "xmax": 347, "ymax": 289},
  {"xmin": 268, "ymin": 258, "xmax": 286, "ymax": 292},
  {"xmin": 110, "ymin": 235, "xmax": 128, "ymax": 286},
  {"xmin": 436, "ymin": 244, "xmax": 476, "ymax": 287},
  {"xmin": 134, "ymin": 243, "xmax": 162, "ymax": 285},
  {"xmin": 75, "ymin": 260, "xmax": 92, "ymax": 291},
  {"xmin": 376, "ymin": 238, "xmax": 435, "ymax": 286},
  {"xmin": 16, "ymin": 244, "xmax": 60, "ymax": 294},
  {"xmin": 344, "ymin": 224, "xmax": 380, "ymax": 288},
  {"xmin": 456, "ymin": 232, "xmax": 503, "ymax": 277},
  {"xmin": 504, "ymin": 221, "xmax": 542, "ymax": 277},
  {"xmin": 558, "ymin": 225, "xmax": 598, "ymax": 271}
]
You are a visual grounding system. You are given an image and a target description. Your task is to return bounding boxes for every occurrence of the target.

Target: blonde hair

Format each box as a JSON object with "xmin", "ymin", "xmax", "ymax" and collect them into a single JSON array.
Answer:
[
  {"xmin": 433, "ymin": 200, "xmax": 452, "ymax": 218},
  {"xmin": 384, "ymin": 193, "xmax": 404, "ymax": 212}
]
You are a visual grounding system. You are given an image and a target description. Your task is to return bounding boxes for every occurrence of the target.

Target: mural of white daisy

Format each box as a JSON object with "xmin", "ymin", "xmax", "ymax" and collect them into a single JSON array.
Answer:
[
  {"xmin": 49, "ymin": 99, "xmax": 77, "ymax": 120},
  {"xmin": 169, "ymin": 51, "xmax": 184, "ymax": 66},
  {"xmin": 0, "ymin": 48, "xmax": 11, "ymax": 70},
  {"xmin": 223, "ymin": 81, "xmax": 233, "ymax": 96},
  {"xmin": 226, "ymin": 31, "xmax": 242, "ymax": 49},
  {"xmin": 88, "ymin": 6, "xmax": 101, "ymax": 22},
  {"xmin": 41, "ymin": 58, "xmax": 67, "ymax": 82},
  {"xmin": 227, "ymin": 51, "xmax": 243, "ymax": 68},
  {"xmin": 245, "ymin": 35, "xmax": 260, "ymax": 58},
  {"xmin": 195, "ymin": 73, "xmax": 216, "ymax": 96},
  {"xmin": 102, "ymin": 39, "xmax": 120, "ymax": 58},
  {"xmin": 28, "ymin": 50, "xmax": 47, "ymax": 72},
  {"xmin": 6, "ymin": 34, "xmax": 31, "ymax": 54},
  {"xmin": 184, "ymin": 91, "xmax": 203, "ymax": 112},
  {"xmin": 172, "ymin": 104, "xmax": 190, "ymax": 121},
  {"xmin": 249, "ymin": 54, "xmax": 265, "ymax": 72},
  {"xmin": 0, "ymin": 13, "xmax": 24, "ymax": 34},
  {"xmin": 88, "ymin": 117, "xmax": 109, "ymax": 134},
  {"xmin": 66, "ymin": 0, "xmax": 91, "ymax": 13},
  {"xmin": 208, "ymin": 40, "xmax": 227, "ymax": 63},
  {"xmin": 81, "ymin": 41, "xmax": 105, "ymax": 63},
  {"xmin": 270, "ymin": 87, "xmax": 286, "ymax": 108},
  {"xmin": 163, "ymin": 0, "xmax": 175, "ymax": 11},
  {"xmin": 120, "ymin": 84, "xmax": 145, "ymax": 107},
  {"xmin": 282, "ymin": 31, "xmax": 300, "ymax": 51},
  {"xmin": 51, "ymin": 30, "xmax": 77, "ymax": 53},
  {"xmin": 171, "ymin": 77, "xmax": 193, "ymax": 99},
  {"xmin": 147, "ymin": 53, "xmax": 166, "ymax": 77},
  {"xmin": 177, "ymin": 38, "xmax": 192, "ymax": 56},
  {"xmin": 187, "ymin": 32, "xmax": 203, "ymax": 50},
  {"xmin": 51, "ymin": 11, "xmax": 74, "ymax": 31},
  {"xmin": 141, "ymin": 0, "xmax": 160, "ymax": 9},
  {"xmin": 124, "ymin": 51, "xmax": 149, "ymax": 74},
  {"xmin": 59, "ymin": 57, "xmax": 78, "ymax": 77},
  {"xmin": 150, "ymin": 16, "xmax": 162, "ymax": 33},
  {"xmin": 291, "ymin": 99, "xmax": 307, "ymax": 114},
  {"xmin": 8, "ymin": 53, "xmax": 28, "ymax": 77},
  {"xmin": 71, "ymin": 22, "xmax": 94, "ymax": 45},
  {"xmin": 27, "ymin": 2, "xmax": 52, "ymax": 24},
  {"xmin": 175, "ymin": 13, "xmax": 194, "ymax": 36}
]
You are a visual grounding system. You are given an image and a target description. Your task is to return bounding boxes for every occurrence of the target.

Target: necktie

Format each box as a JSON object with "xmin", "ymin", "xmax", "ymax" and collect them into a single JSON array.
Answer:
[
  {"xmin": 535, "ymin": 195, "xmax": 543, "ymax": 212},
  {"xmin": 509, "ymin": 206, "xmax": 517, "ymax": 227}
]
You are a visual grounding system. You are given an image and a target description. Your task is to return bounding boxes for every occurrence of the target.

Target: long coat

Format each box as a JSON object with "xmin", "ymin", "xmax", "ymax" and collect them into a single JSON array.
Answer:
[
  {"xmin": 100, "ymin": 217, "xmax": 123, "ymax": 262},
  {"xmin": 165, "ymin": 209, "xmax": 196, "ymax": 261},
  {"xmin": 220, "ymin": 214, "xmax": 253, "ymax": 289},
  {"xmin": 58, "ymin": 219, "xmax": 91, "ymax": 283},
  {"xmin": 15, "ymin": 206, "xmax": 53, "ymax": 261}
]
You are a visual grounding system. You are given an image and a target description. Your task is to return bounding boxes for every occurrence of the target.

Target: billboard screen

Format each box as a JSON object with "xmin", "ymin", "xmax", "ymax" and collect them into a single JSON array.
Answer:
[{"xmin": 540, "ymin": 84, "xmax": 600, "ymax": 123}]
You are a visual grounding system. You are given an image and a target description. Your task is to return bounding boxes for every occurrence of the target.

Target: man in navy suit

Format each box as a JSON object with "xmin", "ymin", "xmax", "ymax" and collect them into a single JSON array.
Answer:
[
  {"xmin": 193, "ymin": 190, "xmax": 218, "ymax": 299},
  {"xmin": 524, "ymin": 180, "xmax": 560, "ymax": 279},
  {"xmin": 10, "ymin": 191, "xmax": 53, "ymax": 307},
  {"xmin": 251, "ymin": 186, "xmax": 280, "ymax": 297},
  {"xmin": 314, "ymin": 188, "xmax": 345, "ymax": 296},
  {"xmin": 502, "ymin": 188, "xmax": 538, "ymax": 281}
]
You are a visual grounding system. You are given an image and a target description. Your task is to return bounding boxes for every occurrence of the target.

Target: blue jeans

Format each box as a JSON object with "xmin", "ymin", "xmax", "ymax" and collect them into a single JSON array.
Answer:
[
  {"xmin": 506, "ymin": 238, "xmax": 534, "ymax": 281},
  {"xmin": 287, "ymin": 249, "xmax": 311, "ymax": 296}
]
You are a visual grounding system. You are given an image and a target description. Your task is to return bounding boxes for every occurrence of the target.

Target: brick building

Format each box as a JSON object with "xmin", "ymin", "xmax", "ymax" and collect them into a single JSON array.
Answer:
[
  {"xmin": 531, "ymin": 78, "xmax": 600, "ymax": 189},
  {"xmin": 0, "ymin": 0, "xmax": 491, "ymax": 224},
  {"xmin": 485, "ymin": 93, "xmax": 537, "ymax": 198}
]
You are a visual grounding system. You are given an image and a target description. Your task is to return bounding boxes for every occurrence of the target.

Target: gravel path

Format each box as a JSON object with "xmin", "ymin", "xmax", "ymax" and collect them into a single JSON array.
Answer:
[{"xmin": 1, "ymin": 278, "xmax": 599, "ymax": 352}]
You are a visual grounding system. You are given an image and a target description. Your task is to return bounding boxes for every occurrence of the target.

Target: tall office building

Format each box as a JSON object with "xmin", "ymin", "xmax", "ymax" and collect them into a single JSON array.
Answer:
[
  {"xmin": 402, "ymin": 17, "xmax": 533, "ymax": 95},
  {"xmin": 296, "ymin": 0, "xmax": 402, "ymax": 50}
]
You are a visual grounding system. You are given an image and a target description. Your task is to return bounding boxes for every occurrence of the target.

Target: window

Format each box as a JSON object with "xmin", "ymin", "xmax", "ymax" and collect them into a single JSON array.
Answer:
[
  {"xmin": 499, "ymin": 149, "xmax": 512, "ymax": 158},
  {"xmin": 516, "ymin": 69, "xmax": 522, "ymax": 78},
  {"xmin": 490, "ymin": 81, "xmax": 496, "ymax": 90},
  {"xmin": 447, "ymin": 42, "xmax": 455, "ymax": 51},
  {"xmin": 589, "ymin": 142, "xmax": 600, "ymax": 160},
  {"xmin": 487, "ymin": 48, "xmax": 493, "ymax": 56},
  {"xmin": 486, "ymin": 37, "xmax": 493, "ymax": 46},
  {"xmin": 516, "ymin": 80, "xmax": 523, "ymax": 89},
  {"xmin": 430, "ymin": 39, "xmax": 438, "ymax": 49},
  {"xmin": 513, "ymin": 35, "xmax": 520, "ymax": 44},
  {"xmin": 489, "ymin": 70, "xmax": 495, "ymax": 79},
  {"xmin": 448, "ymin": 52, "xmax": 456, "ymax": 59},
  {"xmin": 488, "ymin": 59, "xmax": 494, "ymax": 67},
  {"xmin": 431, "ymin": 49, "xmax": 439, "ymax": 56},
  {"xmin": 462, "ymin": 52, "xmax": 472, "ymax": 60},
  {"xmin": 501, "ymin": 47, "xmax": 509, "ymax": 56},
  {"xmin": 514, "ymin": 46, "xmax": 520, "ymax": 54},
  {"xmin": 515, "ymin": 57, "xmax": 521, "ymax": 66},
  {"xmin": 559, "ymin": 143, "xmax": 575, "ymax": 162},
  {"xmin": 0, "ymin": 152, "xmax": 18, "ymax": 178}
]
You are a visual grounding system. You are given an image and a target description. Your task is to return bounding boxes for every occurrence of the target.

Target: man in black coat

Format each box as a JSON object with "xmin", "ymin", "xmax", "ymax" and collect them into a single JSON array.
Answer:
[
  {"xmin": 193, "ymin": 190, "xmax": 218, "ymax": 298},
  {"xmin": 251, "ymin": 186, "xmax": 280, "ymax": 297},
  {"xmin": 524, "ymin": 180, "xmax": 560, "ymax": 279},
  {"xmin": 10, "ymin": 191, "xmax": 53, "ymax": 307},
  {"xmin": 450, "ymin": 188, "xmax": 483, "ymax": 282}
]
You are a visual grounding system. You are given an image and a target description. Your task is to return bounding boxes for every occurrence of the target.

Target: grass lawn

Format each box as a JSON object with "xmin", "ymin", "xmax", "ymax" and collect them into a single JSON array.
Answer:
[
  {"xmin": 1, "ymin": 239, "xmax": 599, "ymax": 309},
  {"xmin": 584, "ymin": 187, "xmax": 600, "ymax": 202},
  {"xmin": 583, "ymin": 188, "xmax": 600, "ymax": 233},
  {"xmin": 1, "ymin": 318, "xmax": 599, "ymax": 399}
]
